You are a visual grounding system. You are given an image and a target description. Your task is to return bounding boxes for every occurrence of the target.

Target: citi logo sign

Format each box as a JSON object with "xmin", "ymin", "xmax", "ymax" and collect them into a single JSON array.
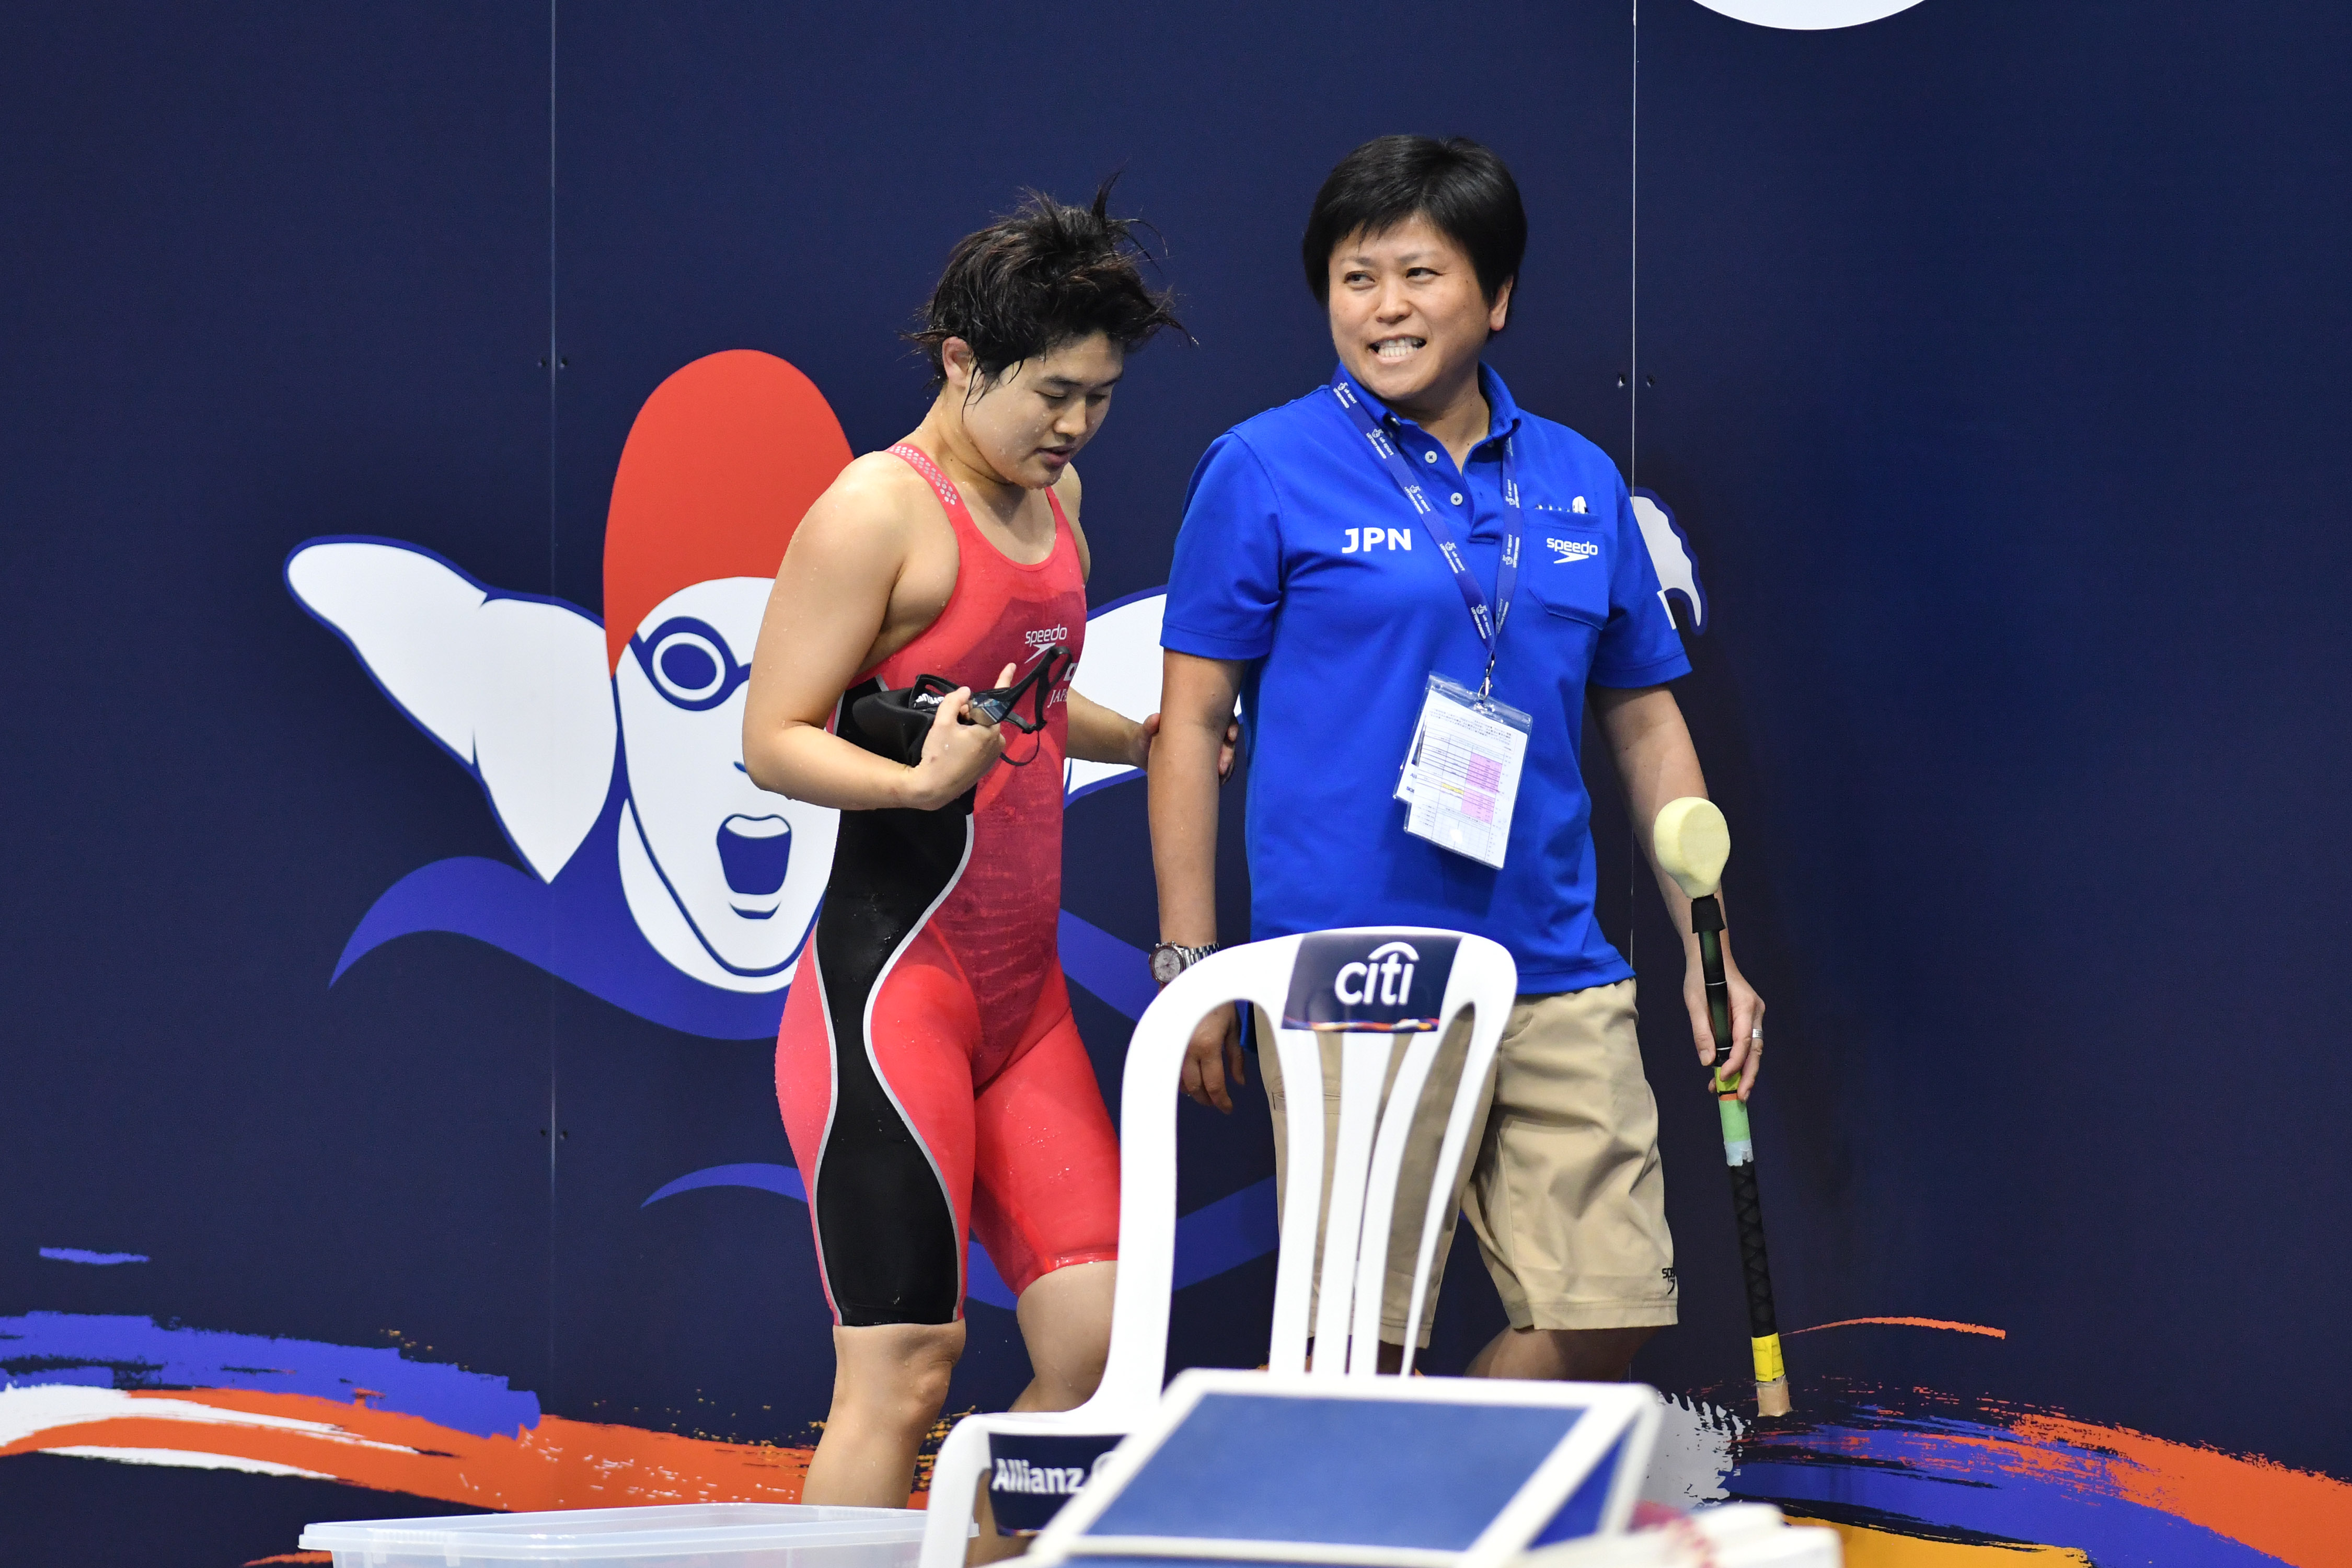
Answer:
[
  {"xmin": 1334, "ymin": 941, "xmax": 1421, "ymax": 1007},
  {"xmin": 1344, "ymin": 527, "xmax": 1414, "ymax": 555},
  {"xmin": 994, "ymin": 1457, "xmax": 1098, "ymax": 1495},
  {"xmin": 1547, "ymin": 537, "xmax": 1600, "ymax": 564},
  {"xmin": 1283, "ymin": 930, "xmax": 1460, "ymax": 1034}
]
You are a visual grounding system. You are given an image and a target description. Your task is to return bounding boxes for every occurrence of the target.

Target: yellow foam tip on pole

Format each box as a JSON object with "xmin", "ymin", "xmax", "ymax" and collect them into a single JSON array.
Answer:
[{"xmin": 1653, "ymin": 797, "xmax": 1730, "ymax": 900}]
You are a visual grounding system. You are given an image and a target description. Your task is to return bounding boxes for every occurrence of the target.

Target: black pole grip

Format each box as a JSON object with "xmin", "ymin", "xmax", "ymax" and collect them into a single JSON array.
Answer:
[
  {"xmin": 1692, "ymin": 896, "xmax": 1732, "ymax": 1059},
  {"xmin": 1726, "ymin": 1161, "xmax": 1779, "ymax": 1339}
]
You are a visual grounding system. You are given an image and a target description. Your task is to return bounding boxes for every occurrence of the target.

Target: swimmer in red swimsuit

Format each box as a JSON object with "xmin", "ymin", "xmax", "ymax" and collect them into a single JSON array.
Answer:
[{"xmin": 742, "ymin": 186, "xmax": 1186, "ymax": 1511}]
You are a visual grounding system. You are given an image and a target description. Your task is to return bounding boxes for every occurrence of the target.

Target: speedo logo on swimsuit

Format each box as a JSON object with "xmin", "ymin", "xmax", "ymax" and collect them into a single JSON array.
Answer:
[
  {"xmin": 994, "ymin": 1457, "xmax": 1095, "ymax": 1495},
  {"xmin": 1025, "ymin": 626, "xmax": 1069, "ymax": 655},
  {"xmin": 1547, "ymin": 537, "xmax": 1600, "ymax": 564},
  {"xmin": 1283, "ymin": 931, "xmax": 1462, "ymax": 1034}
]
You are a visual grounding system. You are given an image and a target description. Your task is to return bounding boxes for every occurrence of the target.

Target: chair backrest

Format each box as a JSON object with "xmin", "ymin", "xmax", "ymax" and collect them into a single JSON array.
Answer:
[{"xmin": 1092, "ymin": 927, "xmax": 1515, "ymax": 1409}]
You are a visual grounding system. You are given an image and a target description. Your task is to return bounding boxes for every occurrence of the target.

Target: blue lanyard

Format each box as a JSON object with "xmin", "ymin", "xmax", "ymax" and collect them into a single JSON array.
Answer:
[{"xmin": 1329, "ymin": 375, "xmax": 1522, "ymax": 696}]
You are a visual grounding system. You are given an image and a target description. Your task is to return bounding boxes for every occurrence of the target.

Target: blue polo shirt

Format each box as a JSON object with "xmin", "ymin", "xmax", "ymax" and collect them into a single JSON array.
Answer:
[{"xmin": 1162, "ymin": 365, "xmax": 1690, "ymax": 994}]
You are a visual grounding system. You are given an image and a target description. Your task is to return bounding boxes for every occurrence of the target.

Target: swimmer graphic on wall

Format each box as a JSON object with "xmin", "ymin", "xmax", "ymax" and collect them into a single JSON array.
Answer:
[
  {"xmin": 287, "ymin": 352, "xmax": 855, "ymax": 1035},
  {"xmin": 289, "ymin": 350, "xmax": 1171, "ymax": 1038}
]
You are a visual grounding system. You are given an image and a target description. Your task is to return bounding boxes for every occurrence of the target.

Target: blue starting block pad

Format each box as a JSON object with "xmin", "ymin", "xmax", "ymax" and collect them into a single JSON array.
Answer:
[{"xmin": 1027, "ymin": 1370, "xmax": 1659, "ymax": 1568}]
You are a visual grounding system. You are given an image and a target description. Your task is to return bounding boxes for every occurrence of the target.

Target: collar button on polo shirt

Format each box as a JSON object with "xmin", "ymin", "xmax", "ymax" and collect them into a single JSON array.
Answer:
[{"xmin": 1161, "ymin": 365, "xmax": 1690, "ymax": 994}]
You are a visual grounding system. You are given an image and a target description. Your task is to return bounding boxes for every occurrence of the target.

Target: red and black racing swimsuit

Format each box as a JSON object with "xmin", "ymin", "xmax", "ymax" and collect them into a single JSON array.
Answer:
[{"xmin": 774, "ymin": 444, "xmax": 1119, "ymax": 1327}]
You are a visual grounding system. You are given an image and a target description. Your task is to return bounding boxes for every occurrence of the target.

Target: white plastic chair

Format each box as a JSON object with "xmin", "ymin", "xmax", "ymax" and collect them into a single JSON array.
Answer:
[{"xmin": 918, "ymin": 927, "xmax": 1517, "ymax": 1567}]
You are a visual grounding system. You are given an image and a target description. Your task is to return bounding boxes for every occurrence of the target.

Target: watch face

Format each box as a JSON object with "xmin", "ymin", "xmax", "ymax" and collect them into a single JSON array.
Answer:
[{"xmin": 1150, "ymin": 946, "xmax": 1186, "ymax": 984}]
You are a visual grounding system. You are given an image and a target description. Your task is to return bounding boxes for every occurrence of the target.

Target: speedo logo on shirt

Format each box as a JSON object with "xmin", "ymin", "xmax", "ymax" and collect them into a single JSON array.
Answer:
[
  {"xmin": 1024, "ymin": 625, "xmax": 1069, "ymax": 655},
  {"xmin": 1547, "ymin": 537, "xmax": 1600, "ymax": 564},
  {"xmin": 994, "ymin": 1457, "xmax": 1095, "ymax": 1495}
]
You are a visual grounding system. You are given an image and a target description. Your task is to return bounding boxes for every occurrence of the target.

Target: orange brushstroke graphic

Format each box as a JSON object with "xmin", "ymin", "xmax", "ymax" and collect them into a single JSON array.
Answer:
[
  {"xmin": 1792, "ymin": 1518, "xmax": 2091, "ymax": 1566},
  {"xmin": 15, "ymin": 1373, "xmax": 2348, "ymax": 1566},
  {"xmin": 1788, "ymin": 1317, "xmax": 2006, "ymax": 1339},
  {"xmin": 1745, "ymin": 1384, "xmax": 2352, "ymax": 1568},
  {"xmin": 2, "ymin": 1387, "xmax": 825, "ymax": 1512},
  {"xmin": 2006, "ymin": 1413, "xmax": 2352, "ymax": 1568}
]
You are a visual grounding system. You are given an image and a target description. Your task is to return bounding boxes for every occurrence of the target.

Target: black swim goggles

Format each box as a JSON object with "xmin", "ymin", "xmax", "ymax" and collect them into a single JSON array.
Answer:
[{"xmin": 850, "ymin": 645, "xmax": 1072, "ymax": 768}]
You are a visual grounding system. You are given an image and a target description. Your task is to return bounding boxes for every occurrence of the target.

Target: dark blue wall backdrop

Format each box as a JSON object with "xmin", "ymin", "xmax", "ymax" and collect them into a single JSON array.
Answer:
[
  {"xmin": 3, "ymin": 3, "xmax": 2346, "ymax": 1565},
  {"xmin": 1627, "ymin": 0, "xmax": 2352, "ymax": 1473}
]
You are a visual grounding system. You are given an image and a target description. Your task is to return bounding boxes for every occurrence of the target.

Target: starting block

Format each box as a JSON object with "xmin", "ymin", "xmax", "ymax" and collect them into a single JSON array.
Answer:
[{"xmin": 1027, "ymin": 1370, "xmax": 1659, "ymax": 1568}]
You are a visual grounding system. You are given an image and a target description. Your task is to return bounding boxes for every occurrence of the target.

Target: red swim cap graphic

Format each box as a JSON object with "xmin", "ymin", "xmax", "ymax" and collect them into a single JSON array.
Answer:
[{"xmin": 603, "ymin": 349, "xmax": 854, "ymax": 672}]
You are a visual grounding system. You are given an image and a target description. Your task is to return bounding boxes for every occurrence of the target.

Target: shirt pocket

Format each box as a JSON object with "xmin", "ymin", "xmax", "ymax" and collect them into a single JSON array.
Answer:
[{"xmin": 1519, "ymin": 525, "xmax": 1611, "ymax": 630}]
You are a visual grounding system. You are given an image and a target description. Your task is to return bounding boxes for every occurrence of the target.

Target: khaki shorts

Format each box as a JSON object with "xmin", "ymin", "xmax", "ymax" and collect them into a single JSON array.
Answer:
[{"xmin": 1258, "ymin": 979, "xmax": 1677, "ymax": 1344}]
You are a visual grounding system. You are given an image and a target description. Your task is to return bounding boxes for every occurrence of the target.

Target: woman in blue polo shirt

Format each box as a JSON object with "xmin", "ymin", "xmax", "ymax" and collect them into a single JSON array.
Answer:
[{"xmin": 1147, "ymin": 135, "xmax": 1765, "ymax": 1381}]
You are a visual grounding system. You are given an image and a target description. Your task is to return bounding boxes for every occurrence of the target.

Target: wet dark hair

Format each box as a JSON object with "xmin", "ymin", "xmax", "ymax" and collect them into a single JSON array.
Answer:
[
  {"xmin": 909, "ymin": 179, "xmax": 1186, "ymax": 390},
  {"xmin": 1300, "ymin": 136, "xmax": 1527, "ymax": 317}
]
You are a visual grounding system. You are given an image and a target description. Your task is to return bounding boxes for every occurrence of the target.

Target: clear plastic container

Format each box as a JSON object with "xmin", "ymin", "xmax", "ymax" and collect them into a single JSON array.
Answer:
[{"xmin": 298, "ymin": 1503, "xmax": 933, "ymax": 1568}]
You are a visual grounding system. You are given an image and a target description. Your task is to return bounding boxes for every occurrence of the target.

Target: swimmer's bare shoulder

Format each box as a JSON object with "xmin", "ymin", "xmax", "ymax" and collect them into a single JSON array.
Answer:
[
  {"xmin": 763, "ymin": 452, "xmax": 962, "ymax": 678},
  {"xmin": 742, "ymin": 452, "xmax": 1007, "ymax": 805}
]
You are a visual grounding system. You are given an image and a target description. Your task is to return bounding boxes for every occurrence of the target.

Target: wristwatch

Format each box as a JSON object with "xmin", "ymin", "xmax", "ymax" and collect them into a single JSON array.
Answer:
[{"xmin": 1149, "ymin": 941, "xmax": 1220, "ymax": 985}]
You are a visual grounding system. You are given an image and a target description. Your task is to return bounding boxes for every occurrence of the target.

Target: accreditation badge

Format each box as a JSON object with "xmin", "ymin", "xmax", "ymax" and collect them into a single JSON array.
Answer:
[{"xmin": 1397, "ymin": 673, "xmax": 1531, "ymax": 869}]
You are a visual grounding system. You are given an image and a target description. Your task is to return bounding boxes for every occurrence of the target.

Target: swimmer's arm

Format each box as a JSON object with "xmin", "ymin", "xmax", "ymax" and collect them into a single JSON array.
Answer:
[
  {"xmin": 743, "ymin": 464, "xmax": 1004, "ymax": 811},
  {"xmin": 1068, "ymin": 691, "xmax": 1149, "ymax": 768},
  {"xmin": 1054, "ymin": 465, "xmax": 1149, "ymax": 767}
]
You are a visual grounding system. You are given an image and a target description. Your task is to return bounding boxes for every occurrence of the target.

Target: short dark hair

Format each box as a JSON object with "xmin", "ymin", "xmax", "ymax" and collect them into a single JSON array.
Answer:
[
  {"xmin": 909, "ymin": 179, "xmax": 1185, "ymax": 388},
  {"xmin": 1300, "ymin": 136, "xmax": 1527, "ymax": 313}
]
